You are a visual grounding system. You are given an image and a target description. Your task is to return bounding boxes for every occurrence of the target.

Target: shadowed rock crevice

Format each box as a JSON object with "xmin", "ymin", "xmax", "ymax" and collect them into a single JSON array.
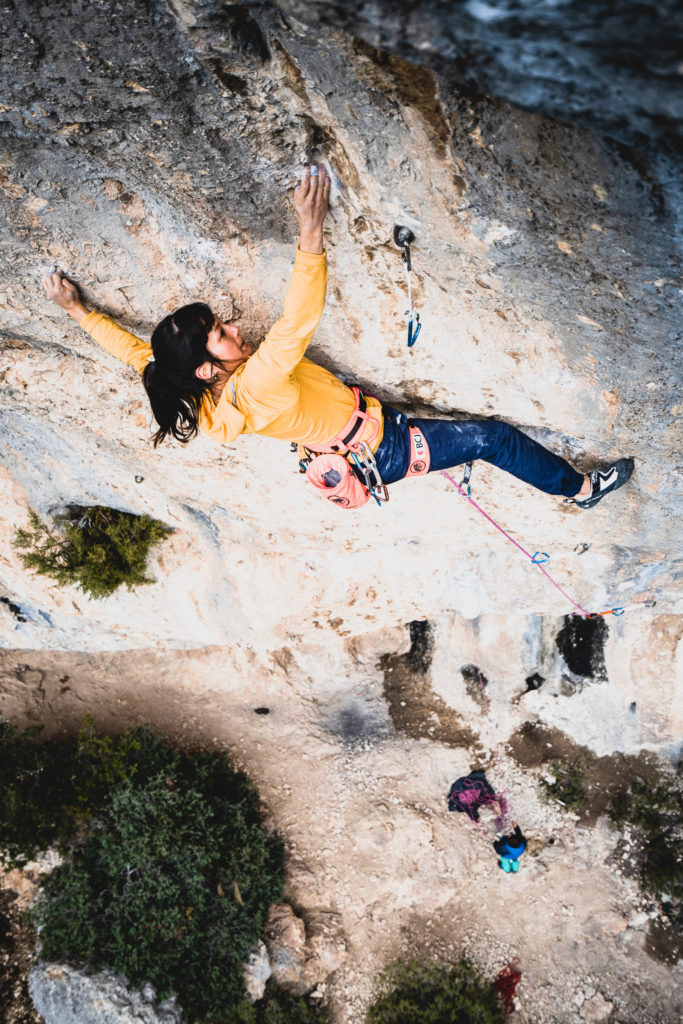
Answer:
[
  {"xmin": 555, "ymin": 614, "xmax": 608, "ymax": 680},
  {"xmin": 0, "ymin": 598, "xmax": 28, "ymax": 624},
  {"xmin": 381, "ymin": 621, "xmax": 480, "ymax": 752}
]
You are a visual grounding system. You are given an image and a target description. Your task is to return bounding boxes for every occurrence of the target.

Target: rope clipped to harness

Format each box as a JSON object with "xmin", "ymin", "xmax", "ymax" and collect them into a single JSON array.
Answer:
[{"xmin": 394, "ymin": 225, "xmax": 421, "ymax": 347}]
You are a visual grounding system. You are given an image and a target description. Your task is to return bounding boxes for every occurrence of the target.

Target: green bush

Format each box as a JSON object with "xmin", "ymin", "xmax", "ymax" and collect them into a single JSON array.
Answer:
[
  {"xmin": 0, "ymin": 719, "xmax": 73, "ymax": 867},
  {"xmin": 32, "ymin": 740, "xmax": 284, "ymax": 1022},
  {"xmin": 229, "ymin": 982, "xmax": 328, "ymax": 1023},
  {"xmin": 366, "ymin": 959, "xmax": 504, "ymax": 1024},
  {"xmin": 609, "ymin": 774, "xmax": 683, "ymax": 899},
  {"xmin": 0, "ymin": 716, "xmax": 173, "ymax": 867},
  {"xmin": 0, "ymin": 718, "xmax": 286, "ymax": 1021},
  {"xmin": 13, "ymin": 505, "xmax": 170, "ymax": 598},
  {"xmin": 540, "ymin": 760, "xmax": 587, "ymax": 811}
]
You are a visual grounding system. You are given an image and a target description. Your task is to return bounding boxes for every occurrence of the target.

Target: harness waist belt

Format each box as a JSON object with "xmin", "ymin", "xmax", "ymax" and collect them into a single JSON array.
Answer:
[
  {"xmin": 337, "ymin": 392, "xmax": 367, "ymax": 449},
  {"xmin": 308, "ymin": 387, "xmax": 380, "ymax": 454}
]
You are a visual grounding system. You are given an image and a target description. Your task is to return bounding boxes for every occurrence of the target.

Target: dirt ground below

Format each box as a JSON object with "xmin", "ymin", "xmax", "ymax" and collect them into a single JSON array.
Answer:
[{"xmin": 1, "ymin": 645, "xmax": 681, "ymax": 1024}]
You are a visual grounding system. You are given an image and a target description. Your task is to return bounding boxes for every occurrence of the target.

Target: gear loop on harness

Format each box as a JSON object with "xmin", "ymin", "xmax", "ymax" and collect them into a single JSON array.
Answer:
[{"xmin": 350, "ymin": 440, "xmax": 389, "ymax": 506}]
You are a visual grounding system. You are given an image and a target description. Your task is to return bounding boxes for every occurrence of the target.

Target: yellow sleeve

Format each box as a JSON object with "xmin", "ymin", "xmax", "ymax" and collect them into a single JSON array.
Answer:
[
  {"xmin": 81, "ymin": 311, "xmax": 153, "ymax": 375},
  {"xmin": 248, "ymin": 247, "xmax": 328, "ymax": 383}
]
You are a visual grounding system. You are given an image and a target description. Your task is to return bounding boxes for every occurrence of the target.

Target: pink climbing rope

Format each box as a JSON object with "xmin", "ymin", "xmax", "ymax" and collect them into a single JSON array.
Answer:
[
  {"xmin": 440, "ymin": 470, "xmax": 592, "ymax": 616},
  {"xmin": 451, "ymin": 777, "xmax": 509, "ymax": 838}
]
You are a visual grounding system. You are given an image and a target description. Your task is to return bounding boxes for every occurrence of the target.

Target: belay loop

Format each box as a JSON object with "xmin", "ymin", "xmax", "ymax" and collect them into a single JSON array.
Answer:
[{"xmin": 394, "ymin": 225, "xmax": 421, "ymax": 347}]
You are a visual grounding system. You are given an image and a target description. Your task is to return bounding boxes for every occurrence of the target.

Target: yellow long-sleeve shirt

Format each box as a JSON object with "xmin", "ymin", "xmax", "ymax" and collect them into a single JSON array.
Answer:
[{"xmin": 81, "ymin": 247, "xmax": 384, "ymax": 450}]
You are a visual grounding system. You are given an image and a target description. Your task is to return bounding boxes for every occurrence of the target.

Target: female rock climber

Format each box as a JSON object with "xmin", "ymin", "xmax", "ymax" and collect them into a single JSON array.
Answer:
[{"xmin": 43, "ymin": 163, "xmax": 633, "ymax": 510}]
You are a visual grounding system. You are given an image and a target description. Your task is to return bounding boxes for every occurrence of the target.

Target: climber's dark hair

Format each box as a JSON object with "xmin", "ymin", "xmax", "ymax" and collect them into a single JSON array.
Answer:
[{"xmin": 143, "ymin": 302, "xmax": 216, "ymax": 447}]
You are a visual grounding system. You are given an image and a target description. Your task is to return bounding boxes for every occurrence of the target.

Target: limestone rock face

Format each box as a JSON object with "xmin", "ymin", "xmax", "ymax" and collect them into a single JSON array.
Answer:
[
  {"xmin": 278, "ymin": 0, "xmax": 683, "ymax": 165},
  {"xmin": 264, "ymin": 903, "xmax": 308, "ymax": 992},
  {"xmin": 242, "ymin": 940, "xmax": 272, "ymax": 1002},
  {"xmin": 0, "ymin": 3, "xmax": 681, "ymax": 754},
  {"xmin": 29, "ymin": 963, "xmax": 184, "ymax": 1024}
]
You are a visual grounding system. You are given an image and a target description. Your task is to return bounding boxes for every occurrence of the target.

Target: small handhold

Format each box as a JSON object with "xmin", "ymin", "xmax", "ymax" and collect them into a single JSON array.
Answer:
[
  {"xmin": 134, "ymin": 474, "xmax": 144, "ymax": 483},
  {"xmin": 574, "ymin": 542, "xmax": 591, "ymax": 554}
]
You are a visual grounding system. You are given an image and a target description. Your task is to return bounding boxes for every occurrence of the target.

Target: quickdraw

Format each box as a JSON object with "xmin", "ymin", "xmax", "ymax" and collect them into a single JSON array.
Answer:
[
  {"xmin": 459, "ymin": 460, "xmax": 473, "ymax": 496},
  {"xmin": 394, "ymin": 225, "xmax": 421, "ymax": 347},
  {"xmin": 587, "ymin": 607, "xmax": 624, "ymax": 619},
  {"xmin": 349, "ymin": 441, "xmax": 389, "ymax": 506}
]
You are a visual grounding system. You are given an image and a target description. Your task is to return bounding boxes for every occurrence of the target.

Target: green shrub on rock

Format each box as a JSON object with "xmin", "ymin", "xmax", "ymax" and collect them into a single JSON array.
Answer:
[
  {"xmin": 229, "ymin": 982, "xmax": 328, "ymax": 1023},
  {"xmin": 366, "ymin": 959, "xmax": 504, "ymax": 1024},
  {"xmin": 540, "ymin": 760, "xmax": 587, "ymax": 811},
  {"xmin": 0, "ymin": 719, "xmax": 73, "ymax": 867},
  {"xmin": 13, "ymin": 505, "xmax": 170, "ymax": 598},
  {"xmin": 20, "ymin": 727, "xmax": 284, "ymax": 1022},
  {"xmin": 609, "ymin": 774, "xmax": 683, "ymax": 899},
  {"xmin": 0, "ymin": 717, "xmax": 173, "ymax": 867}
]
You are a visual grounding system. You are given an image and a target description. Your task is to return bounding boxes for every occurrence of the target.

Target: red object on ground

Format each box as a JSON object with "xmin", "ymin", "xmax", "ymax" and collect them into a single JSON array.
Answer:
[{"xmin": 494, "ymin": 962, "xmax": 522, "ymax": 1018}]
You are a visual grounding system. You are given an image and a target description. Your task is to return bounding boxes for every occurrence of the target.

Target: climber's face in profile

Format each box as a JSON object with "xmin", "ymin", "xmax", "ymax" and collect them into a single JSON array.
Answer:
[
  {"xmin": 208, "ymin": 317, "xmax": 253, "ymax": 362},
  {"xmin": 195, "ymin": 316, "xmax": 253, "ymax": 380}
]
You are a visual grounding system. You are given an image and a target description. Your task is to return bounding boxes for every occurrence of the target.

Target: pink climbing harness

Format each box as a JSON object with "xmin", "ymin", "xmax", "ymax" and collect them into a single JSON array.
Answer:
[
  {"xmin": 305, "ymin": 406, "xmax": 432, "ymax": 508},
  {"xmin": 307, "ymin": 386, "xmax": 380, "ymax": 454},
  {"xmin": 302, "ymin": 387, "xmax": 388, "ymax": 508}
]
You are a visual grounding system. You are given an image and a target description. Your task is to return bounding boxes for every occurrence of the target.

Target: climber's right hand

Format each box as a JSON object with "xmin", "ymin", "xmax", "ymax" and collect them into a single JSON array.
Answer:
[
  {"xmin": 293, "ymin": 163, "xmax": 329, "ymax": 255},
  {"xmin": 43, "ymin": 267, "xmax": 89, "ymax": 322}
]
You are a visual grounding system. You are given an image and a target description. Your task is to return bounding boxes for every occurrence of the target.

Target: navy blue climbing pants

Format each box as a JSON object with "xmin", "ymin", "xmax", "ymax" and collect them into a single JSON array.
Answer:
[{"xmin": 374, "ymin": 409, "xmax": 584, "ymax": 496}]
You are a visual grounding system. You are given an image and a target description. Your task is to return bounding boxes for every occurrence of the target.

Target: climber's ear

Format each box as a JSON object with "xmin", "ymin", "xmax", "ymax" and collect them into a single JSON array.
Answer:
[{"xmin": 195, "ymin": 360, "xmax": 214, "ymax": 381}]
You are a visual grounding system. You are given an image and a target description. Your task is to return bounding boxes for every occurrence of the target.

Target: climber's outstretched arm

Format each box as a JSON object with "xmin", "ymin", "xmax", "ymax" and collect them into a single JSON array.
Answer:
[
  {"xmin": 248, "ymin": 165, "xmax": 330, "ymax": 383},
  {"xmin": 43, "ymin": 268, "xmax": 152, "ymax": 374}
]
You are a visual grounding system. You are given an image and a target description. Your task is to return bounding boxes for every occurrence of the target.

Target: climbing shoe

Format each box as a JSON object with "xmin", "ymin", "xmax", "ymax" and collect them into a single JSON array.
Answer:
[
  {"xmin": 511, "ymin": 859, "xmax": 520, "ymax": 872},
  {"xmin": 499, "ymin": 858, "xmax": 512, "ymax": 872},
  {"xmin": 571, "ymin": 458, "xmax": 634, "ymax": 510}
]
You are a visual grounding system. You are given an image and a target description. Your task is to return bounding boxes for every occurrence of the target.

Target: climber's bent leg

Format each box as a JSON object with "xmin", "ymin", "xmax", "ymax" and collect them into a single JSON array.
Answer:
[{"xmin": 375, "ymin": 410, "xmax": 584, "ymax": 496}]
